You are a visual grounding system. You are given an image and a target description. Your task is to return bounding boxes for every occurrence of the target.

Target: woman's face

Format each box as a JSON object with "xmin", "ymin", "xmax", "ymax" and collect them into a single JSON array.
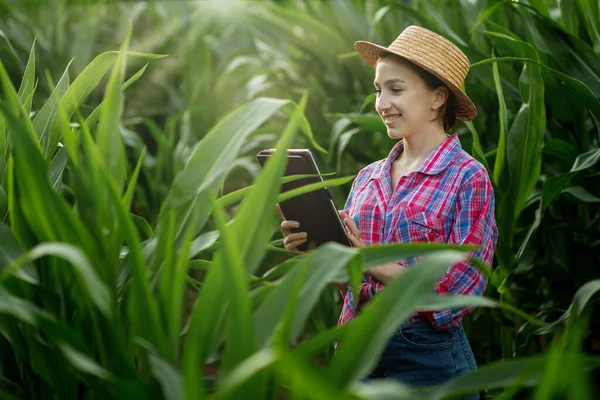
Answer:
[{"xmin": 374, "ymin": 56, "xmax": 445, "ymax": 140}]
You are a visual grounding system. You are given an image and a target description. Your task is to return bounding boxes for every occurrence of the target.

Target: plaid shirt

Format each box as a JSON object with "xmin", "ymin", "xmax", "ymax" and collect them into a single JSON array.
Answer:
[{"xmin": 338, "ymin": 133, "xmax": 497, "ymax": 330}]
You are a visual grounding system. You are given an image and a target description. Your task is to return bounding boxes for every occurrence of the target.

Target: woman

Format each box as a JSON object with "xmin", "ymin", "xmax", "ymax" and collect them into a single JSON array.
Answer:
[{"xmin": 280, "ymin": 25, "xmax": 497, "ymax": 397}]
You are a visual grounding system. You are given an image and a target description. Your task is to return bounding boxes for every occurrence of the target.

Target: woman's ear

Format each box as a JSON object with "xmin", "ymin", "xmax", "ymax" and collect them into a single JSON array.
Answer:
[{"xmin": 431, "ymin": 86, "xmax": 449, "ymax": 111}]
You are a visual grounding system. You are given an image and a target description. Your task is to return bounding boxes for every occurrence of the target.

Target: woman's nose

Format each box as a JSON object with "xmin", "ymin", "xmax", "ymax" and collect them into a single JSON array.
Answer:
[{"xmin": 375, "ymin": 93, "xmax": 391, "ymax": 115}]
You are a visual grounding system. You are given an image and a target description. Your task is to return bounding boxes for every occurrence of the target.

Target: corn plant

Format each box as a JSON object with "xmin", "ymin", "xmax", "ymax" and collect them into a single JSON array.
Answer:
[{"xmin": 2, "ymin": 0, "xmax": 600, "ymax": 399}]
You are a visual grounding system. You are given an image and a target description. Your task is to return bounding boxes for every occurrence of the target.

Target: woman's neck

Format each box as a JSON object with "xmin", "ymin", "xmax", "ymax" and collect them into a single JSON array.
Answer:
[{"xmin": 397, "ymin": 128, "xmax": 448, "ymax": 166}]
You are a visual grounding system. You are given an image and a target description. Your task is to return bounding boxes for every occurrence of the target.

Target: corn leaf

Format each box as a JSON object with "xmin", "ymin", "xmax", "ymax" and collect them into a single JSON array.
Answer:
[
  {"xmin": 328, "ymin": 250, "xmax": 469, "ymax": 387},
  {"xmin": 17, "ymin": 37, "xmax": 36, "ymax": 115}
]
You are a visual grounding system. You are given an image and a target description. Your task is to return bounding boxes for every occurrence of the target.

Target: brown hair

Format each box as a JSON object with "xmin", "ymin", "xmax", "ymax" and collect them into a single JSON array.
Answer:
[{"xmin": 377, "ymin": 53, "xmax": 457, "ymax": 132}]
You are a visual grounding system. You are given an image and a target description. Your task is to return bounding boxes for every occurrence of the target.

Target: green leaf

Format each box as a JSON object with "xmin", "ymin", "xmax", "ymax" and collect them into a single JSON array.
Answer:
[
  {"xmin": 0, "ymin": 61, "xmax": 93, "ymax": 250},
  {"xmin": 183, "ymin": 94, "xmax": 306, "ymax": 399},
  {"xmin": 463, "ymin": 121, "xmax": 491, "ymax": 172},
  {"xmin": 562, "ymin": 186, "xmax": 600, "ymax": 202},
  {"xmin": 350, "ymin": 380, "xmax": 413, "ymax": 400},
  {"xmin": 213, "ymin": 203, "xmax": 261, "ymax": 395},
  {"xmin": 426, "ymin": 356, "xmax": 545, "ymax": 399},
  {"xmin": 85, "ymin": 64, "xmax": 150, "ymax": 130},
  {"xmin": 49, "ymin": 147, "xmax": 68, "ymax": 191},
  {"xmin": 276, "ymin": 175, "xmax": 355, "ymax": 203},
  {"xmin": 32, "ymin": 60, "xmax": 71, "ymax": 143},
  {"xmin": 216, "ymin": 173, "xmax": 336, "ymax": 208},
  {"xmin": 360, "ymin": 242, "xmax": 479, "ymax": 268},
  {"xmin": 17, "ymin": 37, "xmax": 36, "ymax": 115},
  {"xmin": 0, "ymin": 242, "xmax": 112, "ymax": 318},
  {"xmin": 158, "ymin": 97, "xmax": 293, "ymax": 248},
  {"xmin": 0, "ymin": 224, "xmax": 38, "ymax": 285},
  {"xmin": 123, "ymin": 148, "xmax": 145, "ymax": 212},
  {"xmin": 97, "ymin": 25, "xmax": 130, "ymax": 192},
  {"xmin": 328, "ymin": 250, "xmax": 469, "ymax": 387},
  {"xmin": 571, "ymin": 148, "xmax": 600, "ymax": 172},
  {"xmin": 542, "ymin": 174, "xmax": 571, "ymax": 210},
  {"xmin": 6, "ymin": 158, "xmax": 36, "ymax": 249},
  {"xmin": 137, "ymin": 339, "xmax": 183, "ymax": 400},
  {"xmin": 217, "ymin": 349, "xmax": 278, "ymax": 399},
  {"xmin": 253, "ymin": 243, "xmax": 356, "ymax": 348},
  {"xmin": 56, "ymin": 341, "xmax": 113, "ymax": 381},
  {"xmin": 189, "ymin": 230, "xmax": 220, "ymax": 258},
  {"xmin": 570, "ymin": 280, "xmax": 600, "ymax": 318},
  {"xmin": 492, "ymin": 50, "xmax": 508, "ymax": 186},
  {"xmin": 44, "ymin": 50, "xmax": 165, "ymax": 159},
  {"xmin": 472, "ymin": 56, "xmax": 600, "ymax": 125},
  {"xmin": 543, "ymin": 139, "xmax": 579, "ymax": 164},
  {"xmin": 505, "ymin": 61, "xmax": 546, "ymax": 220}
]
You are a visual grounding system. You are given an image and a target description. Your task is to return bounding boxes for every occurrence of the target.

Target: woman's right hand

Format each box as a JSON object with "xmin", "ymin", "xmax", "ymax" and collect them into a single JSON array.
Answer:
[
  {"xmin": 277, "ymin": 204, "xmax": 307, "ymax": 253},
  {"xmin": 281, "ymin": 220, "xmax": 307, "ymax": 252},
  {"xmin": 276, "ymin": 204, "xmax": 347, "ymax": 293}
]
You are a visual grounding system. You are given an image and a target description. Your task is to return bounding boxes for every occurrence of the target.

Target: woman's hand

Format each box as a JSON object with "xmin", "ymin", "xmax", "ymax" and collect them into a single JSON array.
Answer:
[
  {"xmin": 277, "ymin": 204, "xmax": 348, "ymax": 293},
  {"xmin": 339, "ymin": 210, "xmax": 365, "ymax": 247},
  {"xmin": 277, "ymin": 204, "xmax": 307, "ymax": 253},
  {"xmin": 338, "ymin": 210, "xmax": 406, "ymax": 284}
]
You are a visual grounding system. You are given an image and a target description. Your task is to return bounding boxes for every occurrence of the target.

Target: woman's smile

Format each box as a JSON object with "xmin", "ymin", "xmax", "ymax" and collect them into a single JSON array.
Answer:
[{"xmin": 383, "ymin": 114, "xmax": 401, "ymax": 126}]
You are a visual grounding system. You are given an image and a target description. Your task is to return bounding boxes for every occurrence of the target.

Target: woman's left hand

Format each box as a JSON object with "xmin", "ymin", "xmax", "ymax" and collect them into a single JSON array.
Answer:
[{"xmin": 339, "ymin": 210, "xmax": 365, "ymax": 247}]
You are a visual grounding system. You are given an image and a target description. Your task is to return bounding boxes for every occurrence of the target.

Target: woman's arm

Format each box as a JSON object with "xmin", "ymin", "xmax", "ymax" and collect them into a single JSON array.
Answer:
[
  {"xmin": 365, "ymin": 262, "xmax": 407, "ymax": 284},
  {"xmin": 340, "ymin": 210, "xmax": 407, "ymax": 303}
]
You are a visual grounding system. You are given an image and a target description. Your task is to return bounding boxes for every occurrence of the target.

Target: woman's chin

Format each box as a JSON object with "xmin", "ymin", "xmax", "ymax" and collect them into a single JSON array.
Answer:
[{"xmin": 387, "ymin": 129, "xmax": 406, "ymax": 140}]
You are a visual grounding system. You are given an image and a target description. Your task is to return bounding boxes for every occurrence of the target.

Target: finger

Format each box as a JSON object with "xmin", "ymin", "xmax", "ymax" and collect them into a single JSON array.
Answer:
[
  {"xmin": 285, "ymin": 232, "xmax": 307, "ymax": 243},
  {"xmin": 281, "ymin": 220, "xmax": 300, "ymax": 236},
  {"xmin": 276, "ymin": 204, "xmax": 286, "ymax": 220},
  {"xmin": 285, "ymin": 238, "xmax": 307, "ymax": 252},
  {"xmin": 340, "ymin": 212, "xmax": 360, "ymax": 237},
  {"xmin": 347, "ymin": 233, "xmax": 362, "ymax": 247}
]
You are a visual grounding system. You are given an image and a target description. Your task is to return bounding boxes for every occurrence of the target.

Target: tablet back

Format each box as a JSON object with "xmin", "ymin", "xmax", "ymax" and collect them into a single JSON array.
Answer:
[{"xmin": 257, "ymin": 149, "xmax": 350, "ymax": 251}]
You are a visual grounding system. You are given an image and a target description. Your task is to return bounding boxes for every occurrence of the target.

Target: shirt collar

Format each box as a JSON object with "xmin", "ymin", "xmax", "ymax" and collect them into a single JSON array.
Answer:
[{"xmin": 381, "ymin": 133, "xmax": 462, "ymax": 177}]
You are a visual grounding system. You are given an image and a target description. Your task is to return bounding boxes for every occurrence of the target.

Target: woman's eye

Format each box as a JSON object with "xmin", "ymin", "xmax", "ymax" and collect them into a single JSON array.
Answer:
[
  {"xmin": 391, "ymin": 88, "xmax": 403, "ymax": 93},
  {"xmin": 375, "ymin": 88, "xmax": 382, "ymax": 95}
]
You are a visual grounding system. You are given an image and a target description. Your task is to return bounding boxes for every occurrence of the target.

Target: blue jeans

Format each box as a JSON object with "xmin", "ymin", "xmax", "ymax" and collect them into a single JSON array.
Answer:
[{"xmin": 366, "ymin": 319, "xmax": 479, "ymax": 400}]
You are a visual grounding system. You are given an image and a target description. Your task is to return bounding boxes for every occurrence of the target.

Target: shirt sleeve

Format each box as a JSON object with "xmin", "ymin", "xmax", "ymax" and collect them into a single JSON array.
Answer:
[{"xmin": 428, "ymin": 169, "xmax": 498, "ymax": 328}]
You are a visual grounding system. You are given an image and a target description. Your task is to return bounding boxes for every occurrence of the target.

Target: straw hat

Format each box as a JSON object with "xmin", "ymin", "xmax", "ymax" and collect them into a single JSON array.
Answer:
[{"xmin": 355, "ymin": 25, "xmax": 477, "ymax": 121}]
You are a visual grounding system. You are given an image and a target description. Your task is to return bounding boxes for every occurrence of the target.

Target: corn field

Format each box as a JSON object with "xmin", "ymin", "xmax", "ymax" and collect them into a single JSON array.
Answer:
[{"xmin": 0, "ymin": 0, "xmax": 599, "ymax": 399}]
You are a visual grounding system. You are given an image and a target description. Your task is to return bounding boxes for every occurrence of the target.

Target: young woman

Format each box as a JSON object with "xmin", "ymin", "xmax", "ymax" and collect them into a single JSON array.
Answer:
[{"xmin": 280, "ymin": 25, "xmax": 497, "ymax": 397}]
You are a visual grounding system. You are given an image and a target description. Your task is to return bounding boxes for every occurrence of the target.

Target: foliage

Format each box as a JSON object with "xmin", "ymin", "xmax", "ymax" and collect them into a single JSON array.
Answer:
[{"xmin": 0, "ymin": 0, "xmax": 599, "ymax": 399}]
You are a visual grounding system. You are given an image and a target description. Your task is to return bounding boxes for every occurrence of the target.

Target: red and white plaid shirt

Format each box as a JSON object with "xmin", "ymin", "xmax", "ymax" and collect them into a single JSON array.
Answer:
[{"xmin": 338, "ymin": 133, "xmax": 497, "ymax": 330}]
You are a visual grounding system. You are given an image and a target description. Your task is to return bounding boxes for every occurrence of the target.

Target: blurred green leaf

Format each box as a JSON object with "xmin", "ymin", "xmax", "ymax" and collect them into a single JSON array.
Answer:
[
  {"xmin": 571, "ymin": 148, "xmax": 600, "ymax": 172},
  {"xmin": 254, "ymin": 243, "xmax": 356, "ymax": 348},
  {"xmin": 17, "ymin": 37, "xmax": 35, "ymax": 115},
  {"xmin": 44, "ymin": 50, "xmax": 165, "ymax": 159},
  {"xmin": 0, "ymin": 224, "xmax": 38, "ymax": 285},
  {"xmin": 562, "ymin": 186, "xmax": 600, "ymax": 202},
  {"xmin": 1, "ymin": 242, "xmax": 112, "ymax": 318},
  {"xmin": 183, "ymin": 94, "xmax": 306, "ymax": 399},
  {"xmin": 328, "ymin": 250, "xmax": 469, "ymax": 386}
]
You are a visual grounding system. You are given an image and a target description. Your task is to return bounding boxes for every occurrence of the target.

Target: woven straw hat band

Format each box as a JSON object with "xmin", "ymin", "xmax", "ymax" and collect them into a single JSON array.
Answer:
[{"xmin": 354, "ymin": 25, "xmax": 478, "ymax": 121}]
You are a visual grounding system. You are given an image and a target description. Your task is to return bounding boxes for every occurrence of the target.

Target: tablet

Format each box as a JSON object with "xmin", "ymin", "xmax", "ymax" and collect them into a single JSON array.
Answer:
[{"xmin": 256, "ymin": 148, "xmax": 351, "ymax": 251}]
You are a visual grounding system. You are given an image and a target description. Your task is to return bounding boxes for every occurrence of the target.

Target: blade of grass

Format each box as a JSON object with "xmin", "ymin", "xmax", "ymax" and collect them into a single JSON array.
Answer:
[
  {"xmin": 44, "ymin": 50, "xmax": 165, "ymax": 159},
  {"xmin": 253, "ymin": 243, "xmax": 356, "ymax": 348},
  {"xmin": 216, "ymin": 173, "xmax": 336, "ymax": 208},
  {"xmin": 0, "ymin": 242, "xmax": 112, "ymax": 318},
  {"xmin": 492, "ymin": 49, "xmax": 508, "ymax": 186},
  {"xmin": 17, "ymin": 37, "xmax": 36, "ymax": 115},
  {"xmin": 96, "ymin": 24, "xmax": 131, "ymax": 192},
  {"xmin": 213, "ymin": 202, "xmax": 262, "ymax": 397}
]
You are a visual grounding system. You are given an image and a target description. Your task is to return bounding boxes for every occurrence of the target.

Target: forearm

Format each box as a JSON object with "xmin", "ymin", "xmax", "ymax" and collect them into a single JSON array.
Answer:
[{"xmin": 365, "ymin": 262, "xmax": 407, "ymax": 284}]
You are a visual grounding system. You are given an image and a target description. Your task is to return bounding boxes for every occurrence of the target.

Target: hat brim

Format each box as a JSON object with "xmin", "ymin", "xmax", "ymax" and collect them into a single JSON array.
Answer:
[{"xmin": 354, "ymin": 40, "xmax": 477, "ymax": 121}]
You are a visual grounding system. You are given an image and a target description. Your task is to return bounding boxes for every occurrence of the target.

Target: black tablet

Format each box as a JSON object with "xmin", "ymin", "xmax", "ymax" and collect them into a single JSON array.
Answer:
[{"xmin": 256, "ymin": 148, "xmax": 351, "ymax": 251}]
